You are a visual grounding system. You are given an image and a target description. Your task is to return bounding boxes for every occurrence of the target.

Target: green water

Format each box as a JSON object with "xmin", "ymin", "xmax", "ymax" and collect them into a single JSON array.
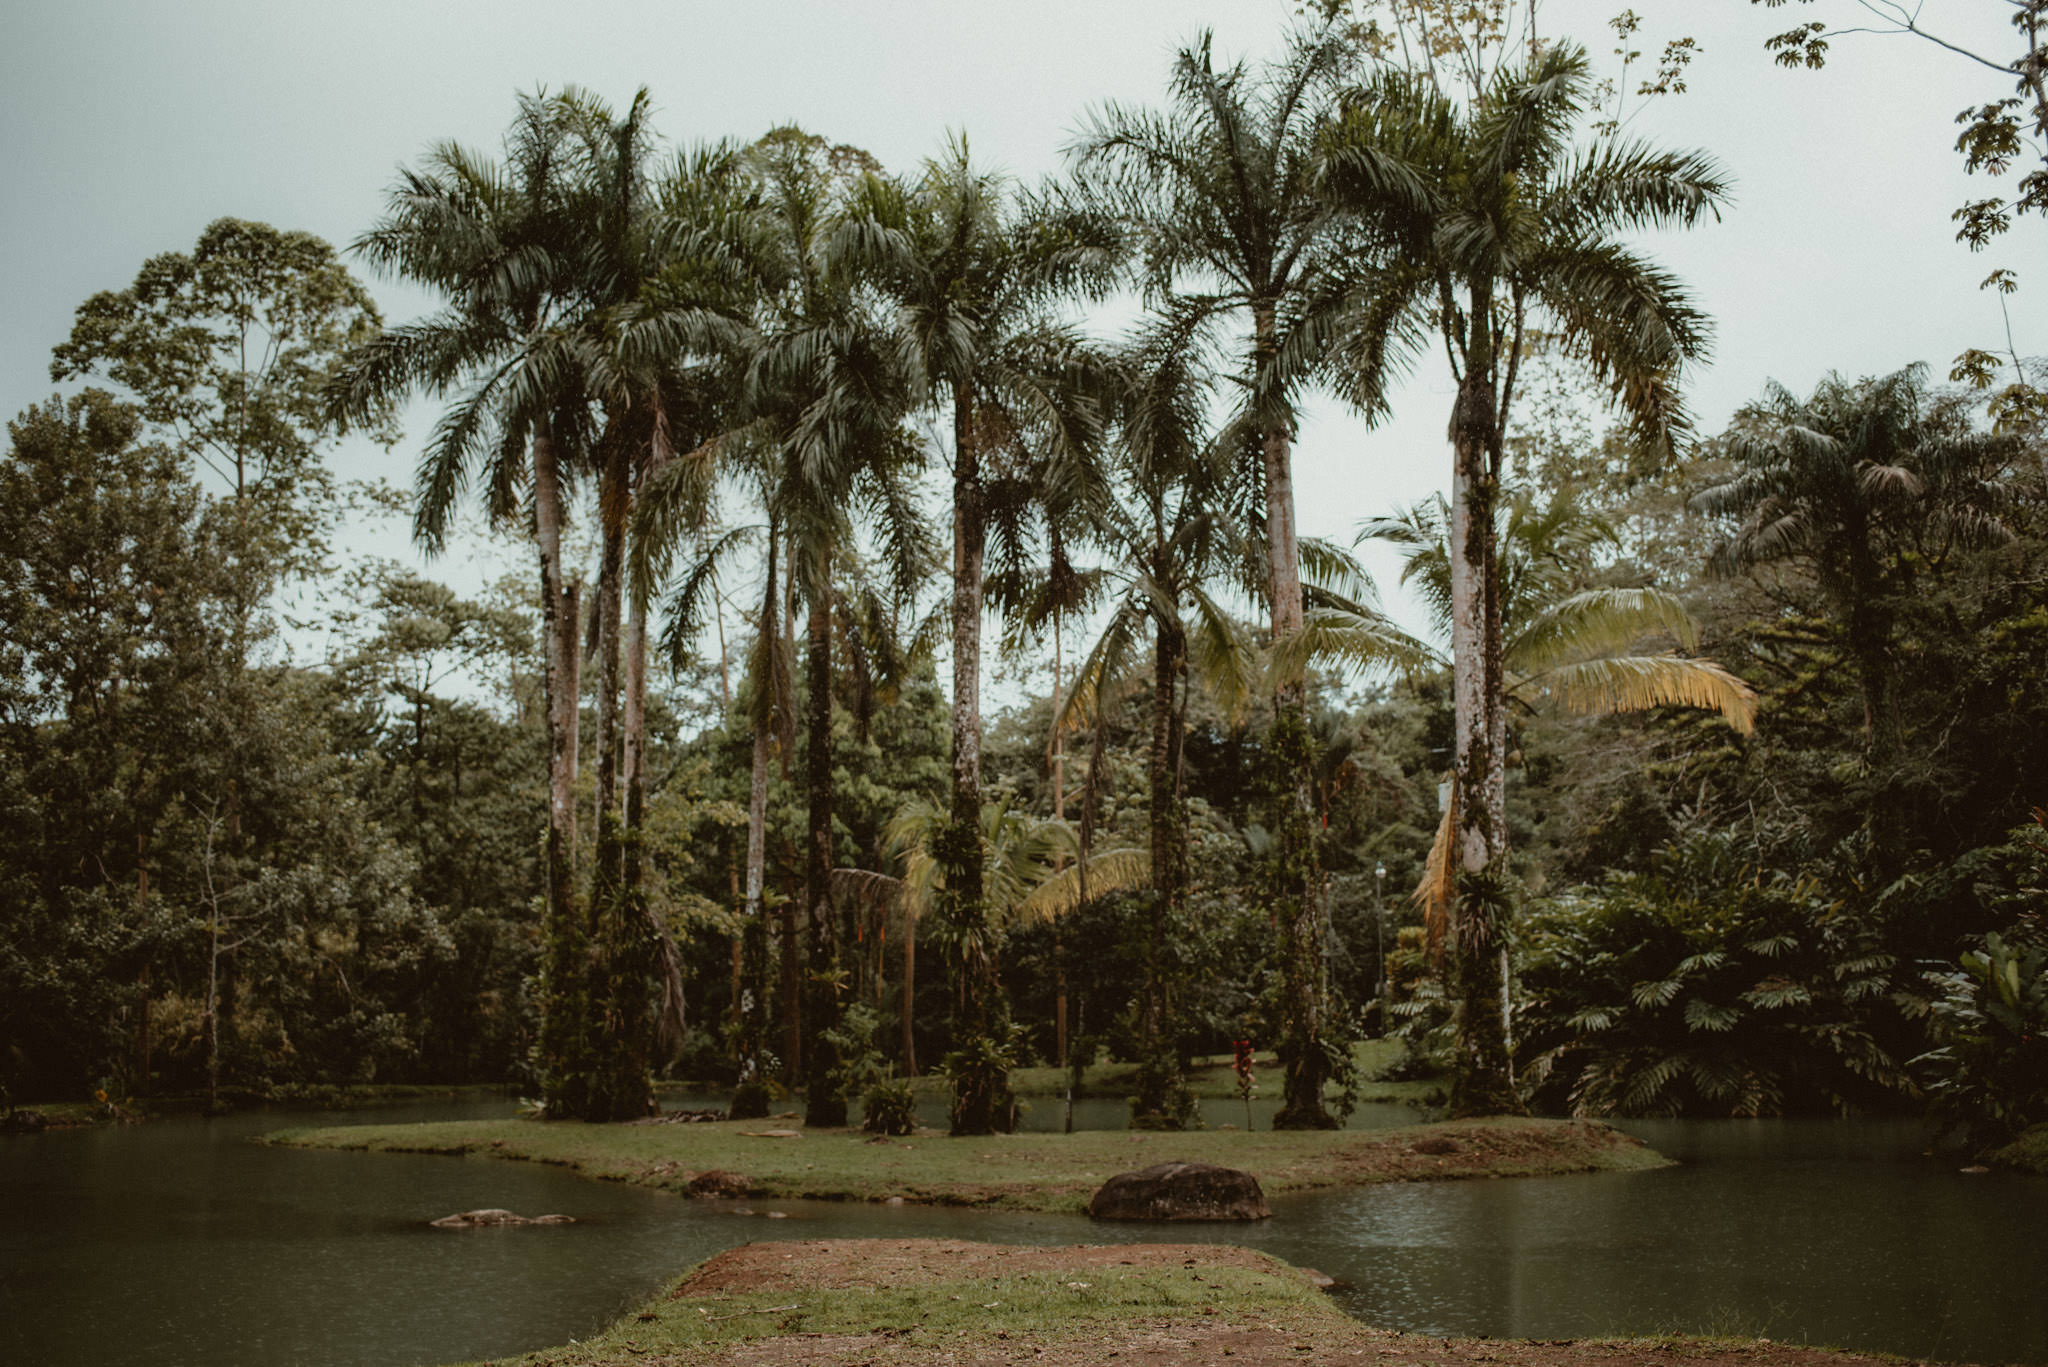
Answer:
[{"xmin": 3, "ymin": 1102, "xmax": 2042, "ymax": 1366}]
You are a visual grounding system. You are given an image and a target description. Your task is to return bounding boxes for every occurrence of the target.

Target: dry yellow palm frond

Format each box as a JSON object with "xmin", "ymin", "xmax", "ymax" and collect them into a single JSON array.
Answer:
[
  {"xmin": 1413, "ymin": 786, "xmax": 1455, "ymax": 965},
  {"xmin": 1518, "ymin": 655, "xmax": 1757, "ymax": 734},
  {"xmin": 1018, "ymin": 846, "xmax": 1151, "ymax": 923}
]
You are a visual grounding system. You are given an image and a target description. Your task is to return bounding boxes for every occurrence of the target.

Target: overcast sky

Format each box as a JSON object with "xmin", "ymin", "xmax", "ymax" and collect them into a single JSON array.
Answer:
[{"xmin": 4, "ymin": 0, "xmax": 2038, "ymax": 656}]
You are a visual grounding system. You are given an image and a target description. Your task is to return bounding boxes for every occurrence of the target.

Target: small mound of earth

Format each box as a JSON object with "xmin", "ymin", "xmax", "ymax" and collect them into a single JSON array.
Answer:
[
  {"xmin": 672, "ymin": 1239, "xmax": 1294, "ymax": 1296},
  {"xmin": 427, "ymin": 1208, "xmax": 573, "ymax": 1228},
  {"xmin": 687, "ymin": 1169, "xmax": 753, "ymax": 1198},
  {"xmin": 1088, "ymin": 1160, "xmax": 1270, "ymax": 1220},
  {"xmin": 662, "ymin": 1241, "xmax": 1948, "ymax": 1367}
]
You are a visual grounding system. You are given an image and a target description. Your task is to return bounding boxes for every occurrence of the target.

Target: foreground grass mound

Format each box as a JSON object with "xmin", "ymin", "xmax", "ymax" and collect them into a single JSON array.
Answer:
[
  {"xmin": 266, "ymin": 1115, "xmax": 1666, "ymax": 1211},
  {"xmin": 439, "ymin": 1238, "xmax": 1962, "ymax": 1367}
]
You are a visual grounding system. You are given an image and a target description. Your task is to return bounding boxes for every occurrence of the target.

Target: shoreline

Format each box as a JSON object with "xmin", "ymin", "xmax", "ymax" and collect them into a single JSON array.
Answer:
[
  {"xmin": 264, "ymin": 1113, "xmax": 1668, "ymax": 1212},
  {"xmin": 435, "ymin": 1237, "xmax": 1959, "ymax": 1367}
]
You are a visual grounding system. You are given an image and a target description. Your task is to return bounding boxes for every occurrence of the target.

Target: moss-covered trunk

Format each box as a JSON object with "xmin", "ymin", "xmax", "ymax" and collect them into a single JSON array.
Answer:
[
  {"xmin": 803, "ymin": 592, "xmax": 846, "ymax": 1127},
  {"xmin": 945, "ymin": 393, "xmax": 1012, "ymax": 1136},
  {"xmin": 533, "ymin": 425, "xmax": 592, "ymax": 1120},
  {"xmin": 1254, "ymin": 300, "xmax": 1332, "ymax": 1131},
  {"xmin": 1446, "ymin": 282, "xmax": 1521, "ymax": 1120},
  {"xmin": 1132, "ymin": 619, "xmax": 1193, "ymax": 1129}
]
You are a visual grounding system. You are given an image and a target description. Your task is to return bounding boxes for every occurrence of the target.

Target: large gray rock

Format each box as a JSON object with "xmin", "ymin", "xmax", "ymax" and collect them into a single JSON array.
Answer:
[{"xmin": 1086, "ymin": 1161, "xmax": 1270, "ymax": 1221}]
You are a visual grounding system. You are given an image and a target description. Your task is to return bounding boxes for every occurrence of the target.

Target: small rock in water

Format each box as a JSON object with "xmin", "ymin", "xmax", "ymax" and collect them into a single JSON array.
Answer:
[{"xmin": 428, "ymin": 1208, "xmax": 575, "ymax": 1229}]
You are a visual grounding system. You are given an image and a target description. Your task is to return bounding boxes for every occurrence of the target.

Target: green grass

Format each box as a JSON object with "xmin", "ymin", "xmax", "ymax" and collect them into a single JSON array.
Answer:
[
  {"xmin": 266, "ymin": 1112, "xmax": 1667, "ymax": 1212},
  {"xmin": 440, "ymin": 1248, "xmax": 1344, "ymax": 1367}
]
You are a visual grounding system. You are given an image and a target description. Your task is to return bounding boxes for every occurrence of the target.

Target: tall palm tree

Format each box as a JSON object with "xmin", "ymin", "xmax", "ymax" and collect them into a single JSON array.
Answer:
[
  {"xmin": 328, "ymin": 91, "xmax": 605, "ymax": 1117},
  {"xmin": 1319, "ymin": 43, "xmax": 1729, "ymax": 1115},
  {"xmin": 1054, "ymin": 326, "xmax": 1258, "ymax": 1128},
  {"xmin": 1070, "ymin": 25, "xmax": 1372, "ymax": 1129},
  {"xmin": 735, "ymin": 126, "xmax": 923, "ymax": 1127},
  {"xmin": 554, "ymin": 91, "xmax": 755, "ymax": 1119},
  {"xmin": 844, "ymin": 139, "xmax": 1119, "ymax": 1133}
]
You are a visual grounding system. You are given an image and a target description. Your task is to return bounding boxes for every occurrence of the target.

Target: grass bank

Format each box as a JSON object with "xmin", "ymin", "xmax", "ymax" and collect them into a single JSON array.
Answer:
[
  {"xmin": 5, "ymin": 1082, "xmax": 512, "ymax": 1131},
  {"xmin": 435, "ymin": 1238, "xmax": 1925, "ymax": 1367},
  {"xmin": 265, "ymin": 1112, "xmax": 1666, "ymax": 1212}
]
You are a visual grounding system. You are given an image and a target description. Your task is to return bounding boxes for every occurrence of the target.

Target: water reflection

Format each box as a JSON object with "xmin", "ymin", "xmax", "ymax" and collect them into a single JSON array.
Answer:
[{"xmin": 4, "ymin": 1101, "xmax": 2045, "ymax": 1367}]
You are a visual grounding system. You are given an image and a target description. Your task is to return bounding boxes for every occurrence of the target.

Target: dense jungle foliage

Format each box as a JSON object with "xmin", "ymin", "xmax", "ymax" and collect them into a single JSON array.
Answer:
[{"xmin": 2, "ymin": 3, "xmax": 2044, "ymax": 1157}]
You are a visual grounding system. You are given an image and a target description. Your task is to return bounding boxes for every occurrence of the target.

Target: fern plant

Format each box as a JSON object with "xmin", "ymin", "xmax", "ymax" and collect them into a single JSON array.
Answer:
[{"xmin": 1518, "ymin": 830, "xmax": 1920, "ymax": 1117}]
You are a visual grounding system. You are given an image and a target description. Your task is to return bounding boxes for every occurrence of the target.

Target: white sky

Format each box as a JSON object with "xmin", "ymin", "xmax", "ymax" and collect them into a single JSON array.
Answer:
[{"xmin": 4, "ymin": 0, "xmax": 2039, "ymax": 677}]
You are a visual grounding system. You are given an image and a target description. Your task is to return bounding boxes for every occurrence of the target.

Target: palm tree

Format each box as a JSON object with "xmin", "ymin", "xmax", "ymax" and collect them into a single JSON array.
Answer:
[
  {"xmin": 1070, "ymin": 25, "xmax": 1371, "ymax": 1129},
  {"xmin": 553, "ymin": 90, "xmax": 757, "ymax": 1119},
  {"xmin": 734, "ymin": 126, "xmax": 923, "ymax": 1127},
  {"xmin": 1319, "ymin": 43, "xmax": 1729, "ymax": 1115},
  {"xmin": 844, "ymin": 139, "xmax": 1119, "ymax": 1133},
  {"xmin": 328, "ymin": 91, "xmax": 606, "ymax": 1117},
  {"xmin": 1692, "ymin": 366, "xmax": 2015, "ymax": 769},
  {"xmin": 1054, "ymin": 327, "xmax": 1258, "ymax": 1128},
  {"xmin": 1349, "ymin": 486, "xmax": 1756, "ymax": 927}
]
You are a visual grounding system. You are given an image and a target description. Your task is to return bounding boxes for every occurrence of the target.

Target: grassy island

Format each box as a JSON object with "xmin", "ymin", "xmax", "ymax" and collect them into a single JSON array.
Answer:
[
  {"xmin": 265, "ymin": 1113, "xmax": 1666, "ymax": 1211},
  {"xmin": 437, "ymin": 1238, "xmax": 1941, "ymax": 1367}
]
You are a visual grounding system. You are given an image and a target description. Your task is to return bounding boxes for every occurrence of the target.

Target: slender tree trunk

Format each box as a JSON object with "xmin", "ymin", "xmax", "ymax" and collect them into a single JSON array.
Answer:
[
  {"xmin": 945, "ymin": 391, "xmax": 1011, "ymax": 1135},
  {"xmin": 1254, "ymin": 299, "xmax": 1332, "ymax": 1131},
  {"xmin": 593, "ymin": 446, "xmax": 628, "ymax": 855},
  {"xmin": 1133, "ymin": 620, "xmax": 1191, "ymax": 1129},
  {"xmin": 779, "ymin": 568, "xmax": 803, "ymax": 1087},
  {"xmin": 901, "ymin": 911, "xmax": 917, "ymax": 1077},
  {"xmin": 1051, "ymin": 613, "xmax": 1068, "ymax": 1078},
  {"xmin": 733, "ymin": 524, "xmax": 778, "ymax": 1119},
  {"xmin": 1446, "ymin": 284, "xmax": 1520, "ymax": 1119},
  {"xmin": 533, "ymin": 424, "xmax": 590, "ymax": 1119},
  {"xmin": 803, "ymin": 590, "xmax": 847, "ymax": 1127}
]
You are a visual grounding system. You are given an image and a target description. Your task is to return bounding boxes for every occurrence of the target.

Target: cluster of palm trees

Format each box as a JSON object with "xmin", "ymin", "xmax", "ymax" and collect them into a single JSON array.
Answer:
[{"xmin": 329, "ymin": 18, "xmax": 1734, "ymax": 1129}]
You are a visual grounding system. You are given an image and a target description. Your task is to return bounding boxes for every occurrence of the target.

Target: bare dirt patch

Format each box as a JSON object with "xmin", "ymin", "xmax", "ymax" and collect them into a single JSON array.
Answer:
[{"xmin": 673, "ymin": 1239, "xmax": 1293, "ymax": 1296}]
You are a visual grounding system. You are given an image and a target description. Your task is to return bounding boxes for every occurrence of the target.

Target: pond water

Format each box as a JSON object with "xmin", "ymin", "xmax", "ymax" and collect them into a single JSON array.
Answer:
[{"xmin": 3, "ymin": 1099, "xmax": 2043, "ymax": 1367}]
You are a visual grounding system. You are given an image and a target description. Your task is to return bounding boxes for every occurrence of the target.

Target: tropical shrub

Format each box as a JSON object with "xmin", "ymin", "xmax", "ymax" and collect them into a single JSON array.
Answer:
[
  {"xmin": 1920, "ymin": 931, "xmax": 2048, "ymax": 1152},
  {"xmin": 1518, "ymin": 830, "xmax": 1920, "ymax": 1117},
  {"xmin": 860, "ymin": 1076, "xmax": 919, "ymax": 1136}
]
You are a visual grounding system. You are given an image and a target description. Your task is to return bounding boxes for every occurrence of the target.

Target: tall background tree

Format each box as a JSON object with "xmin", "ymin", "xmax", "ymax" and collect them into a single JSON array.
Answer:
[
  {"xmin": 1320, "ymin": 35, "xmax": 1728, "ymax": 1115},
  {"xmin": 1072, "ymin": 24, "xmax": 1370, "ymax": 1129}
]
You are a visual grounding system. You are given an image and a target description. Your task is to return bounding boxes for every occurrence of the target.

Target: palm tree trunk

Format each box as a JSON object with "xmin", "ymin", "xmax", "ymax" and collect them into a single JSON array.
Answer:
[
  {"xmin": 625, "ymin": 592, "xmax": 687, "ymax": 1079},
  {"xmin": 1051, "ymin": 612, "xmax": 1068, "ymax": 1084},
  {"xmin": 593, "ymin": 444, "xmax": 628, "ymax": 853},
  {"xmin": 1446, "ymin": 286, "xmax": 1520, "ymax": 1119},
  {"xmin": 946, "ymin": 391, "xmax": 1009, "ymax": 1136},
  {"xmin": 803, "ymin": 590, "xmax": 847, "ymax": 1127},
  {"xmin": 1255, "ymin": 300, "xmax": 1332, "ymax": 1131},
  {"xmin": 900, "ymin": 910, "xmax": 917, "ymax": 1077},
  {"xmin": 733, "ymin": 524, "xmax": 778, "ymax": 1119},
  {"xmin": 1133, "ymin": 620, "xmax": 1191, "ymax": 1129},
  {"xmin": 533, "ymin": 423, "xmax": 590, "ymax": 1119}
]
